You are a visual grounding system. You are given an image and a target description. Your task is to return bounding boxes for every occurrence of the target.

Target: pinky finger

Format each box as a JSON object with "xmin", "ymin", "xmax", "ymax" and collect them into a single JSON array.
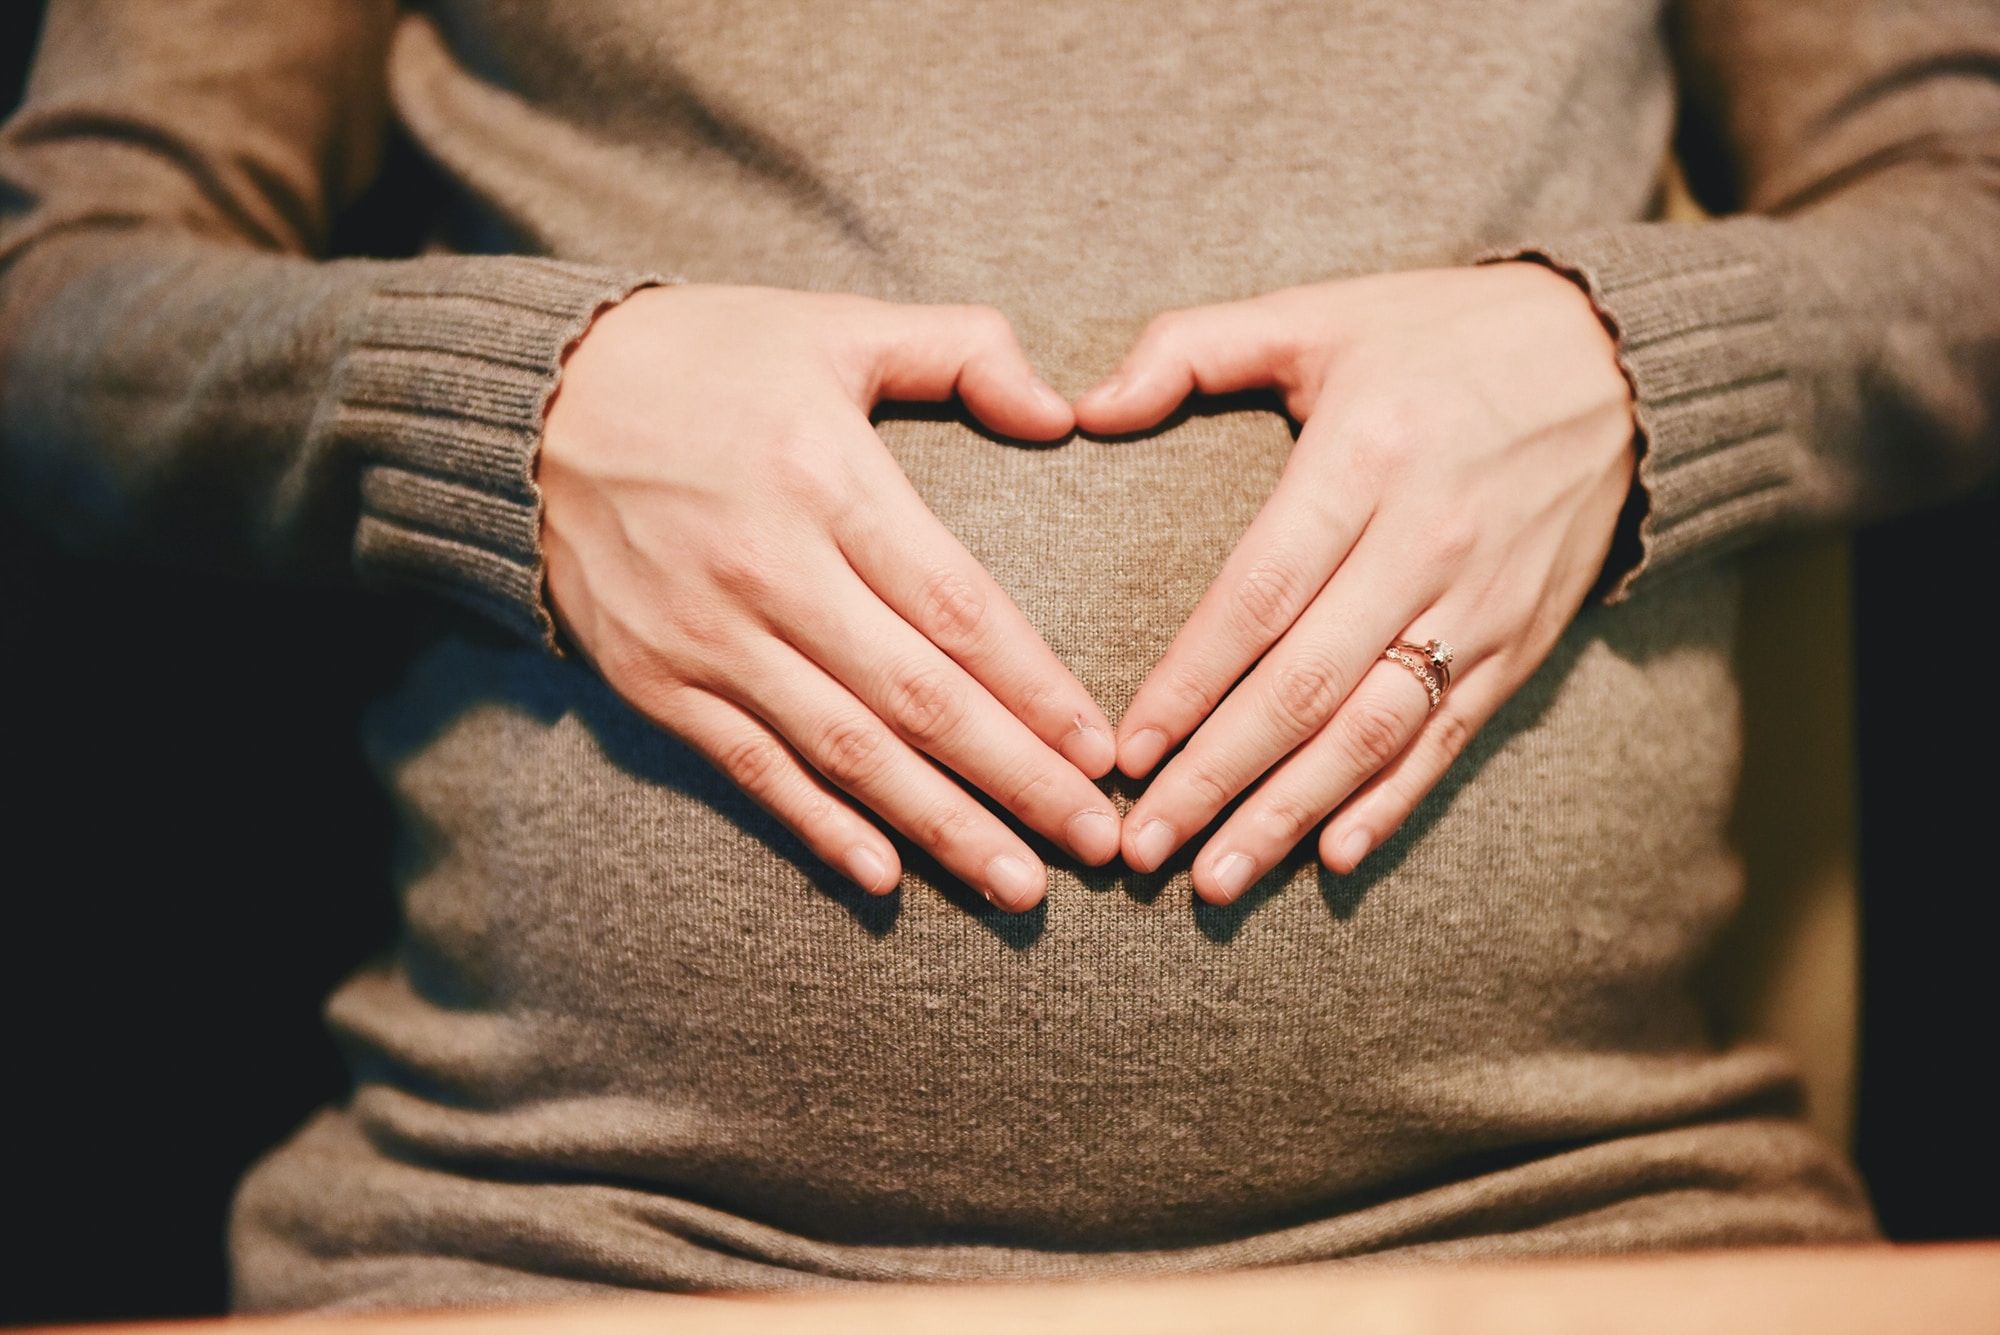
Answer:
[
  {"xmin": 1317, "ymin": 667, "xmax": 1502, "ymax": 874},
  {"xmin": 671, "ymin": 687, "xmax": 903, "ymax": 895}
]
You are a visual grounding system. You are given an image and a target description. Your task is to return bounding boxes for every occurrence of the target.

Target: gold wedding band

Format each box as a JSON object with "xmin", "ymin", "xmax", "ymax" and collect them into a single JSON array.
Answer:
[{"xmin": 1383, "ymin": 638, "xmax": 1454, "ymax": 711}]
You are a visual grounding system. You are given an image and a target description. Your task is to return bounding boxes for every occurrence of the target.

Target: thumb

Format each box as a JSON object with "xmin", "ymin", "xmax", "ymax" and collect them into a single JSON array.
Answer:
[
  {"xmin": 1072, "ymin": 300, "xmax": 1295, "ymax": 435},
  {"xmin": 863, "ymin": 302, "xmax": 1074, "ymax": 441}
]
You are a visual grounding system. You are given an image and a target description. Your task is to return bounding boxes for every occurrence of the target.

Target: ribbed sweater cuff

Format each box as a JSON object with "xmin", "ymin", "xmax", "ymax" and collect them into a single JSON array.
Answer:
[
  {"xmin": 1478, "ymin": 220, "xmax": 1794, "ymax": 604},
  {"xmin": 333, "ymin": 257, "xmax": 668, "ymax": 653}
]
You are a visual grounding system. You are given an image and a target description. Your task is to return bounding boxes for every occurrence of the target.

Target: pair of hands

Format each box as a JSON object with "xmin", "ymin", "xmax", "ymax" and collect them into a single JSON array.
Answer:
[{"xmin": 537, "ymin": 266, "xmax": 1637, "ymax": 913}]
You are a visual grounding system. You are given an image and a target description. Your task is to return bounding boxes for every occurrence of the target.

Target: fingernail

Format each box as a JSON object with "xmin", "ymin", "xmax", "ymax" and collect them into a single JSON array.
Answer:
[
  {"xmin": 1131, "ymin": 818, "xmax": 1177, "ymax": 873},
  {"xmin": 1066, "ymin": 809, "xmax": 1120, "ymax": 864},
  {"xmin": 1033, "ymin": 378, "xmax": 1072, "ymax": 418},
  {"xmin": 1120, "ymin": 726, "xmax": 1170, "ymax": 777},
  {"xmin": 844, "ymin": 845, "xmax": 892, "ymax": 894},
  {"xmin": 1336, "ymin": 828, "xmax": 1372, "ymax": 872},
  {"xmin": 1060, "ymin": 719, "xmax": 1117, "ymax": 776},
  {"xmin": 1211, "ymin": 851, "xmax": 1255, "ymax": 902},
  {"xmin": 1080, "ymin": 373, "xmax": 1126, "ymax": 406},
  {"xmin": 984, "ymin": 853, "xmax": 1043, "ymax": 911}
]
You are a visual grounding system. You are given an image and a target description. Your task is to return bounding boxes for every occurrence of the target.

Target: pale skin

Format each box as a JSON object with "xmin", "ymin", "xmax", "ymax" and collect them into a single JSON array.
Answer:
[
  {"xmin": 538, "ymin": 264, "xmax": 1637, "ymax": 912},
  {"xmin": 1077, "ymin": 262, "xmax": 1639, "ymax": 904},
  {"xmin": 538, "ymin": 285, "xmax": 1119, "ymax": 912}
]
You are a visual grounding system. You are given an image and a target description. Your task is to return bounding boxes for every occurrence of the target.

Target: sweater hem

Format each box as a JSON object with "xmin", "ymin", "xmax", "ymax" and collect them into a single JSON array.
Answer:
[
  {"xmin": 1476, "ymin": 220, "xmax": 1796, "ymax": 604},
  {"xmin": 331, "ymin": 258, "xmax": 673, "ymax": 654}
]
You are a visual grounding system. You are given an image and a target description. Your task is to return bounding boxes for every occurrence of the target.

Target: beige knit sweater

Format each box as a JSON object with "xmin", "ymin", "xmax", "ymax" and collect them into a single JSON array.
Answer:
[{"xmin": 4, "ymin": 0, "xmax": 1997, "ymax": 1315}]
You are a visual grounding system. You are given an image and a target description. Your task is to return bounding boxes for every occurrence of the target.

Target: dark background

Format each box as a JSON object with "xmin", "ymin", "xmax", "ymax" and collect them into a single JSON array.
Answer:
[{"xmin": 3, "ymin": 6, "xmax": 1994, "ymax": 1326}]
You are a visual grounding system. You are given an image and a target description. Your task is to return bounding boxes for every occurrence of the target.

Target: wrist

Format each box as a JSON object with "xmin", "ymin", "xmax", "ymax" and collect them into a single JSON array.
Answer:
[
  {"xmin": 1473, "ymin": 222, "xmax": 1792, "ymax": 605},
  {"xmin": 1492, "ymin": 256, "xmax": 1645, "ymax": 600},
  {"xmin": 337, "ymin": 259, "xmax": 671, "ymax": 655}
]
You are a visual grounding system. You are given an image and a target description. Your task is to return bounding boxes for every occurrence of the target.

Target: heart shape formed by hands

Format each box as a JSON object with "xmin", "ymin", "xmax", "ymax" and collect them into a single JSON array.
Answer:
[
  {"xmin": 540, "ymin": 267, "xmax": 1635, "ymax": 913},
  {"xmin": 1062, "ymin": 261, "xmax": 1638, "ymax": 907}
]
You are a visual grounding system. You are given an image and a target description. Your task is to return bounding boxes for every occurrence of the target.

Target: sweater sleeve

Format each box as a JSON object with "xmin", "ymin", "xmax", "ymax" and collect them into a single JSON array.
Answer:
[
  {"xmin": 0, "ymin": 1, "xmax": 665, "ymax": 653},
  {"xmin": 1479, "ymin": 0, "xmax": 2000, "ymax": 604}
]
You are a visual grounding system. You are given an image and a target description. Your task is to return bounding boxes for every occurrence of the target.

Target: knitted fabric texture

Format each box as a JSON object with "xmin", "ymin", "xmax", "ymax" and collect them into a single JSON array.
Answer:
[{"xmin": 5, "ymin": 0, "xmax": 1997, "ymax": 1315}]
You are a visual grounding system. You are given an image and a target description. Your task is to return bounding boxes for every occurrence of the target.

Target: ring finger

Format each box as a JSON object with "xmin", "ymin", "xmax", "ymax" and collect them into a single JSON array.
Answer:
[
  {"xmin": 665, "ymin": 686, "xmax": 903, "ymax": 896},
  {"xmin": 1190, "ymin": 625, "xmax": 1472, "ymax": 904}
]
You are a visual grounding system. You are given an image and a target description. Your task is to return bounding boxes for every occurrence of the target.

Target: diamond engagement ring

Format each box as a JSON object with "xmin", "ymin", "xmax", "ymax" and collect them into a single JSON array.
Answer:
[{"xmin": 1384, "ymin": 638, "xmax": 1454, "ymax": 711}]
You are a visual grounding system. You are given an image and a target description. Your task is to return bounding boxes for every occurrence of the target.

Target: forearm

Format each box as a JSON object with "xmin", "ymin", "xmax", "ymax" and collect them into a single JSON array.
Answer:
[
  {"xmin": 0, "ymin": 0, "xmax": 664, "ymax": 649},
  {"xmin": 0, "ymin": 225, "xmax": 658, "ymax": 648},
  {"xmin": 1485, "ymin": 0, "xmax": 2000, "ymax": 603}
]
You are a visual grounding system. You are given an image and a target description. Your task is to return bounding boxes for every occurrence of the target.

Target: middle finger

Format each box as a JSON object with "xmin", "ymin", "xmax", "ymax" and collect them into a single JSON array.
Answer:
[
  {"xmin": 723, "ymin": 635, "xmax": 1053, "ymax": 911},
  {"xmin": 1120, "ymin": 528, "xmax": 1436, "ymax": 873},
  {"xmin": 767, "ymin": 559, "xmax": 1121, "ymax": 866},
  {"xmin": 1191, "ymin": 653, "xmax": 1436, "ymax": 903}
]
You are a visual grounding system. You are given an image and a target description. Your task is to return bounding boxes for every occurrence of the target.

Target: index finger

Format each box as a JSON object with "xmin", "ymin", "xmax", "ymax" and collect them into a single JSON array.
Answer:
[
  {"xmin": 834, "ymin": 434, "xmax": 1118, "ymax": 779},
  {"xmin": 1114, "ymin": 424, "xmax": 1370, "ymax": 777}
]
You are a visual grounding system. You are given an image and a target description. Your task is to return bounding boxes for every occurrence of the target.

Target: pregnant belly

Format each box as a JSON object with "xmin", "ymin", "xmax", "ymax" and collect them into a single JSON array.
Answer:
[{"xmin": 332, "ymin": 364, "xmax": 1759, "ymax": 1250}]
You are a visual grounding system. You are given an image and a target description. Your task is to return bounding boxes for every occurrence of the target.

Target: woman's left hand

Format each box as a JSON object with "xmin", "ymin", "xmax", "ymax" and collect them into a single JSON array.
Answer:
[{"xmin": 1073, "ymin": 262, "xmax": 1638, "ymax": 902}]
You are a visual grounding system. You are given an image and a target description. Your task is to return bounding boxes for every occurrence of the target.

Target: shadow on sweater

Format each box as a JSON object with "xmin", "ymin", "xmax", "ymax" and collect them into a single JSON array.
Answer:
[
  {"xmin": 361, "ymin": 619, "xmax": 926, "ymax": 937},
  {"xmin": 364, "ymin": 455, "xmax": 1682, "ymax": 958}
]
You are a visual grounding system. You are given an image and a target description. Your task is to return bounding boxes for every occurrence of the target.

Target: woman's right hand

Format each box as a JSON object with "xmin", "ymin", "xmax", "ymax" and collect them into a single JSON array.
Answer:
[{"xmin": 536, "ymin": 284, "xmax": 1118, "ymax": 911}]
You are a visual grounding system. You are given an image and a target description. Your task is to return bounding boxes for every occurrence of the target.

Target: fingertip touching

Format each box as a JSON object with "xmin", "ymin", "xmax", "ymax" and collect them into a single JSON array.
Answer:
[
  {"xmin": 1072, "ymin": 362, "xmax": 1185, "ymax": 435},
  {"xmin": 1116, "ymin": 724, "xmax": 1172, "ymax": 779},
  {"xmin": 1059, "ymin": 714, "xmax": 1118, "ymax": 779}
]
